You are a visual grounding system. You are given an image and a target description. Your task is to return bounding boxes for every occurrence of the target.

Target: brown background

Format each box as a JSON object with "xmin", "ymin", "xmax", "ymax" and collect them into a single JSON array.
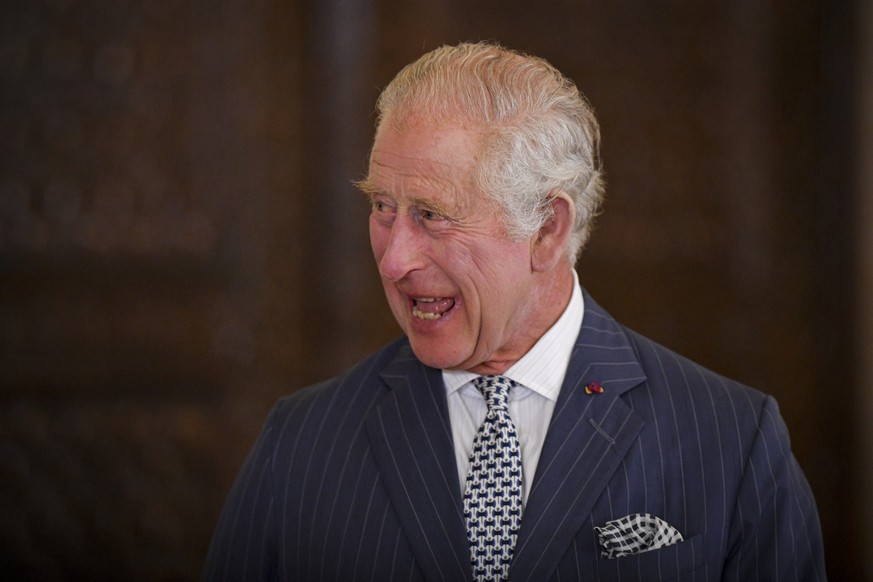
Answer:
[{"xmin": 0, "ymin": 0, "xmax": 867, "ymax": 579}]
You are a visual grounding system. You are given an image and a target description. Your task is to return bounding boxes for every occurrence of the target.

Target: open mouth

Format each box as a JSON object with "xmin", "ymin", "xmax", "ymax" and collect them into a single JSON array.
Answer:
[{"xmin": 411, "ymin": 297, "xmax": 456, "ymax": 320}]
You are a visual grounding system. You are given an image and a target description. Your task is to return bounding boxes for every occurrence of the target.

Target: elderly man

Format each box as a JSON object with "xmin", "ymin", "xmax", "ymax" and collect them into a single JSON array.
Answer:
[{"xmin": 204, "ymin": 42, "xmax": 825, "ymax": 581}]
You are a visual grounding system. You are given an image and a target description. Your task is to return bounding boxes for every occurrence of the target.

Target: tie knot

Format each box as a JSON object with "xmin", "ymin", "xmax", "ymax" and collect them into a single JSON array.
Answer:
[{"xmin": 472, "ymin": 375, "xmax": 515, "ymax": 411}]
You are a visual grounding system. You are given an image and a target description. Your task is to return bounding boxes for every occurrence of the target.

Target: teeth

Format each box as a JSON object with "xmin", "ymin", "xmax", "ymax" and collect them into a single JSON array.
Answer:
[
  {"xmin": 411, "ymin": 297, "xmax": 450, "ymax": 320},
  {"xmin": 412, "ymin": 308, "xmax": 442, "ymax": 320}
]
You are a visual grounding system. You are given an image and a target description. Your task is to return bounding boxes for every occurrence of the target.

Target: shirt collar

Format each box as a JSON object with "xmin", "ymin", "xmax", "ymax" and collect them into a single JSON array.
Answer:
[{"xmin": 443, "ymin": 269, "xmax": 584, "ymax": 401}]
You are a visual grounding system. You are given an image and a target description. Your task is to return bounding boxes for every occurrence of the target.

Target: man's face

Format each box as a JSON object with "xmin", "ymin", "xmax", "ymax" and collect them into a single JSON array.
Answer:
[{"xmin": 365, "ymin": 117, "xmax": 543, "ymax": 374}]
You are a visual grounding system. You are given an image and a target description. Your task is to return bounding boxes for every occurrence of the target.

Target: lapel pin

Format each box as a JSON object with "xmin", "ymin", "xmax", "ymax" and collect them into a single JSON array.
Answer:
[{"xmin": 585, "ymin": 381, "xmax": 604, "ymax": 395}]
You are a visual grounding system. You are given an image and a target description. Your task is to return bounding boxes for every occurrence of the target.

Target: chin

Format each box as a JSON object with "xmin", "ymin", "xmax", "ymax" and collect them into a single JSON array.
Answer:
[{"xmin": 407, "ymin": 340, "xmax": 467, "ymax": 371}]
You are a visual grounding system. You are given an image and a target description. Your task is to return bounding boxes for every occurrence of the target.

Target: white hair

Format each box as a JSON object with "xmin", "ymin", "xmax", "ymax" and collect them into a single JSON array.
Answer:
[{"xmin": 374, "ymin": 42, "xmax": 605, "ymax": 263}]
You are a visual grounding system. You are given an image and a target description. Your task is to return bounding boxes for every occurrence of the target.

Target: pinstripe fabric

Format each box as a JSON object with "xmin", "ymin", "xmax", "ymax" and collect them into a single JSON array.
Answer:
[{"xmin": 203, "ymin": 290, "xmax": 825, "ymax": 581}]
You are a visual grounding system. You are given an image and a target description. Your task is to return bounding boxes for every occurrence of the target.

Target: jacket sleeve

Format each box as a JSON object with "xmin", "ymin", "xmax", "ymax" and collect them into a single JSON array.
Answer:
[
  {"xmin": 722, "ymin": 395, "xmax": 826, "ymax": 580},
  {"xmin": 202, "ymin": 405, "xmax": 280, "ymax": 581}
]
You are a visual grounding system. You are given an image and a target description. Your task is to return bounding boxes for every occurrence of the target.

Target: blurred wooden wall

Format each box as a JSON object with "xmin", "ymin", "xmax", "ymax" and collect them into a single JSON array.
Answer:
[
  {"xmin": 860, "ymin": 0, "xmax": 873, "ymax": 572},
  {"xmin": 0, "ymin": 0, "xmax": 863, "ymax": 579}
]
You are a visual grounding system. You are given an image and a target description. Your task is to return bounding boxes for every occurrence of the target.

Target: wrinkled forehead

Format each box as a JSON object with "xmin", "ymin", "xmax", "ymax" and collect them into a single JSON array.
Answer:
[
  {"xmin": 371, "ymin": 113, "xmax": 484, "ymax": 170},
  {"xmin": 369, "ymin": 119, "xmax": 478, "ymax": 184}
]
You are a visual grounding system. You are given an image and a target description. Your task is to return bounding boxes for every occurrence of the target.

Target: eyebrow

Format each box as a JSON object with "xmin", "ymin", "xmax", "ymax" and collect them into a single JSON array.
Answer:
[
  {"xmin": 411, "ymin": 196, "xmax": 461, "ymax": 221},
  {"xmin": 354, "ymin": 177, "xmax": 463, "ymax": 221},
  {"xmin": 353, "ymin": 177, "xmax": 379, "ymax": 197}
]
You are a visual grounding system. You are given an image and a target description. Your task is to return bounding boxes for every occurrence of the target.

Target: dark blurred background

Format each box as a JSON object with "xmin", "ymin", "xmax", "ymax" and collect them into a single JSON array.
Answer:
[{"xmin": 1, "ymin": 0, "xmax": 870, "ymax": 579}]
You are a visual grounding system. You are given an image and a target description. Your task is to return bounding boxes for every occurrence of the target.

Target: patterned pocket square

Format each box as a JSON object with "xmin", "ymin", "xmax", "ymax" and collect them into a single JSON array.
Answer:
[{"xmin": 594, "ymin": 513, "xmax": 684, "ymax": 558}]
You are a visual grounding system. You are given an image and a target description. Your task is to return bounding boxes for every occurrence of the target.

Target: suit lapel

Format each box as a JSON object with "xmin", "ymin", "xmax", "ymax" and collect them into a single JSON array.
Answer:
[
  {"xmin": 510, "ymin": 292, "xmax": 646, "ymax": 582},
  {"xmin": 365, "ymin": 343, "xmax": 473, "ymax": 582}
]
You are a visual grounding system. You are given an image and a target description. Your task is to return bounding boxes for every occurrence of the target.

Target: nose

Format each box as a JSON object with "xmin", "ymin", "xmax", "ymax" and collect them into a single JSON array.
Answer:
[{"xmin": 375, "ymin": 216, "xmax": 426, "ymax": 282}]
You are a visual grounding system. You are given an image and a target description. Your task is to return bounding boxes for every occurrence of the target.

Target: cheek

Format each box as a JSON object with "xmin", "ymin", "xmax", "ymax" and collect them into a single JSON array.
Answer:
[
  {"xmin": 464, "ymin": 242, "xmax": 529, "ymax": 285},
  {"xmin": 467, "ymin": 249, "xmax": 532, "ymax": 308}
]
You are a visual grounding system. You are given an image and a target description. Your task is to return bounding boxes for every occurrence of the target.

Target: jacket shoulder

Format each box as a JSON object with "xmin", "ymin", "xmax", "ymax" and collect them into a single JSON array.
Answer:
[
  {"xmin": 266, "ymin": 337, "xmax": 410, "ymax": 434},
  {"xmin": 620, "ymin": 324, "xmax": 770, "ymax": 407}
]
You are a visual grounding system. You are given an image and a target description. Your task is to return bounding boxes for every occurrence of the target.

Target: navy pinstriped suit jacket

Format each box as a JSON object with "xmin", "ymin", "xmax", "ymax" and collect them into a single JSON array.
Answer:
[{"xmin": 204, "ymin": 291, "xmax": 825, "ymax": 581}]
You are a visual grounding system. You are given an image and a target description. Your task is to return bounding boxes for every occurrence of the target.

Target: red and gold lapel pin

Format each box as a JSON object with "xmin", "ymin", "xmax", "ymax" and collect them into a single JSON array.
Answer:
[{"xmin": 585, "ymin": 381, "xmax": 605, "ymax": 395}]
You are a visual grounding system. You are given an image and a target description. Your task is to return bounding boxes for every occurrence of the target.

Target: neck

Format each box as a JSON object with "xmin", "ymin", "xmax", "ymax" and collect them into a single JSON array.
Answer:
[{"xmin": 469, "ymin": 263, "xmax": 575, "ymax": 375}]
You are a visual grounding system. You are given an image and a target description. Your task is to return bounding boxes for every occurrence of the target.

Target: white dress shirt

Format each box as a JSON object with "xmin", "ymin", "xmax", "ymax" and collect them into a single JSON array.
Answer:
[{"xmin": 443, "ymin": 271, "xmax": 584, "ymax": 505}]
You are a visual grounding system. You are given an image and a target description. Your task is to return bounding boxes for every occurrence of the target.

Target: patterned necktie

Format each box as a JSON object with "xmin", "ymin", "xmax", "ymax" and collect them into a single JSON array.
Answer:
[{"xmin": 463, "ymin": 375, "xmax": 523, "ymax": 582}]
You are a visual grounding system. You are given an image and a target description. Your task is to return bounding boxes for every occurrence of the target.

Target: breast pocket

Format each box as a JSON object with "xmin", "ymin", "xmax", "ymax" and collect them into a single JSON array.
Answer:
[{"xmin": 595, "ymin": 534, "xmax": 706, "ymax": 581}]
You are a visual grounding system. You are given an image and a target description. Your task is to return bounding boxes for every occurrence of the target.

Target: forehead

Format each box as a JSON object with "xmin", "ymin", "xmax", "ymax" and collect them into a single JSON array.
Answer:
[{"xmin": 367, "ymin": 119, "xmax": 483, "ymax": 201}]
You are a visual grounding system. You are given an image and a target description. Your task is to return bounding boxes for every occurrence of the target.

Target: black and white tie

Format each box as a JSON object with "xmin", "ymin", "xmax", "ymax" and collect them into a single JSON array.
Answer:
[{"xmin": 462, "ymin": 375, "xmax": 523, "ymax": 582}]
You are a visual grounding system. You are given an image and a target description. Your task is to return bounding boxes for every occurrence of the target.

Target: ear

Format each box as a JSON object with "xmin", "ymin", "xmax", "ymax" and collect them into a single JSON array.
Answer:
[{"xmin": 531, "ymin": 191, "xmax": 575, "ymax": 272}]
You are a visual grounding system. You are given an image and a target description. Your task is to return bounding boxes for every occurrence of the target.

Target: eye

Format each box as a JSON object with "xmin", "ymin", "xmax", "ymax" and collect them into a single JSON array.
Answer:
[
  {"xmin": 369, "ymin": 197, "xmax": 397, "ymax": 228},
  {"xmin": 370, "ymin": 197, "xmax": 394, "ymax": 214},
  {"xmin": 420, "ymin": 208, "xmax": 443, "ymax": 221},
  {"xmin": 412, "ymin": 206, "xmax": 453, "ymax": 231}
]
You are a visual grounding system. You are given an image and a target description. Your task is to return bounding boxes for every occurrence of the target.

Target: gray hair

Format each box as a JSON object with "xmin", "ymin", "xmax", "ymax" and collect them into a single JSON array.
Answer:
[{"xmin": 374, "ymin": 42, "xmax": 605, "ymax": 263}]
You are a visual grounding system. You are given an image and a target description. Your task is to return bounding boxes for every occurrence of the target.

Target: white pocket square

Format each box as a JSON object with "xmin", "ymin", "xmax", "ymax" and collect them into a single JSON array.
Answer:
[{"xmin": 594, "ymin": 513, "xmax": 684, "ymax": 558}]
